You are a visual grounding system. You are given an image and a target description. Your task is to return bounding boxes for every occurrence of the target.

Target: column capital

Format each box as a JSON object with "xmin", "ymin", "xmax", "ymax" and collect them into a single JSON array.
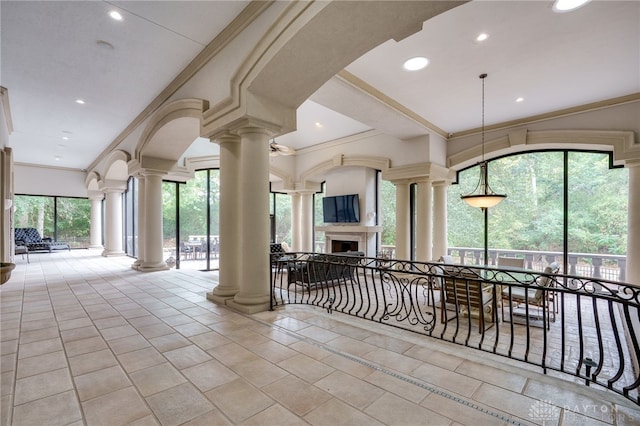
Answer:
[
  {"xmin": 99, "ymin": 179, "xmax": 127, "ymax": 193},
  {"xmin": 210, "ymin": 131, "xmax": 241, "ymax": 145},
  {"xmin": 87, "ymin": 190, "xmax": 104, "ymax": 201}
]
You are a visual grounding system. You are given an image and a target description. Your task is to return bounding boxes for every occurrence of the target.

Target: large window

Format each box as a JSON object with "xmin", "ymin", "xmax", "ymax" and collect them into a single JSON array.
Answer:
[
  {"xmin": 270, "ymin": 192, "xmax": 292, "ymax": 245},
  {"xmin": 448, "ymin": 151, "xmax": 628, "ymax": 280},
  {"xmin": 14, "ymin": 194, "xmax": 90, "ymax": 248}
]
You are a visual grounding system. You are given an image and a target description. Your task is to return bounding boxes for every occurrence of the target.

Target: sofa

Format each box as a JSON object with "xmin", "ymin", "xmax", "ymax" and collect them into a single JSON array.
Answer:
[
  {"xmin": 14, "ymin": 227, "xmax": 70, "ymax": 253},
  {"xmin": 287, "ymin": 251, "xmax": 364, "ymax": 287}
]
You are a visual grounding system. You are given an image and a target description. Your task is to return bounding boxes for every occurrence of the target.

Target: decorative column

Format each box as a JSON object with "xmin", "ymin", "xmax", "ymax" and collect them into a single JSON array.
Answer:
[
  {"xmin": 131, "ymin": 176, "xmax": 145, "ymax": 269},
  {"xmin": 415, "ymin": 178, "xmax": 432, "ymax": 262},
  {"xmin": 290, "ymin": 193, "xmax": 302, "ymax": 251},
  {"xmin": 432, "ymin": 182, "xmax": 449, "ymax": 260},
  {"xmin": 300, "ymin": 192, "xmax": 314, "ymax": 252},
  {"xmin": 88, "ymin": 191, "xmax": 104, "ymax": 249},
  {"xmin": 227, "ymin": 126, "xmax": 272, "ymax": 313},
  {"xmin": 101, "ymin": 185, "xmax": 126, "ymax": 257},
  {"xmin": 394, "ymin": 180, "xmax": 411, "ymax": 261},
  {"xmin": 627, "ymin": 161, "xmax": 640, "ymax": 286},
  {"xmin": 139, "ymin": 171, "xmax": 168, "ymax": 271},
  {"xmin": 208, "ymin": 132, "xmax": 242, "ymax": 300}
]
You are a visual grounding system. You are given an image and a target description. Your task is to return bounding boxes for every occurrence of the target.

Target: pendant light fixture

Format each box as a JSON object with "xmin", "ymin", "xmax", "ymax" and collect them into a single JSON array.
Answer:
[{"xmin": 461, "ymin": 73, "xmax": 507, "ymax": 210}]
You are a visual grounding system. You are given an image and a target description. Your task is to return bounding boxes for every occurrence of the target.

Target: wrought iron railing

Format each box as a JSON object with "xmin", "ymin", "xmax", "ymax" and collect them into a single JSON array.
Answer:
[{"xmin": 271, "ymin": 253, "xmax": 640, "ymax": 406}]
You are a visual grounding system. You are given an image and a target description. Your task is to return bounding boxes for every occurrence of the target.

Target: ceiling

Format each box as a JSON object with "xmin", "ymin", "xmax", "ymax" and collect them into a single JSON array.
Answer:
[{"xmin": 2, "ymin": 1, "xmax": 638, "ymax": 171}]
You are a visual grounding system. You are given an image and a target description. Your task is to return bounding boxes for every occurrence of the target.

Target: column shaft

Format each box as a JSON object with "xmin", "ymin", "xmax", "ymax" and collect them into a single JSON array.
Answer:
[
  {"xmin": 415, "ymin": 180, "xmax": 432, "ymax": 262},
  {"xmin": 132, "ymin": 176, "xmax": 145, "ymax": 269},
  {"xmin": 89, "ymin": 193, "xmax": 103, "ymax": 249},
  {"xmin": 626, "ymin": 163, "xmax": 640, "ymax": 285},
  {"xmin": 209, "ymin": 133, "xmax": 241, "ymax": 298},
  {"xmin": 230, "ymin": 127, "xmax": 271, "ymax": 312},
  {"xmin": 140, "ymin": 173, "xmax": 168, "ymax": 271},
  {"xmin": 102, "ymin": 189, "xmax": 125, "ymax": 256},
  {"xmin": 432, "ymin": 183, "xmax": 448, "ymax": 260},
  {"xmin": 300, "ymin": 193, "xmax": 314, "ymax": 252},
  {"xmin": 290, "ymin": 193, "xmax": 302, "ymax": 251},
  {"xmin": 394, "ymin": 181, "xmax": 410, "ymax": 260}
]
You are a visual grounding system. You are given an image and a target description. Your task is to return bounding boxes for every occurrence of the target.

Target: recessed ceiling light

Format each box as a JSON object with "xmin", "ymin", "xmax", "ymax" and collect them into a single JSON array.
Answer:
[
  {"xmin": 516, "ymin": 97, "xmax": 524, "ymax": 103},
  {"xmin": 476, "ymin": 33, "xmax": 489, "ymax": 42},
  {"xmin": 552, "ymin": 0, "xmax": 591, "ymax": 13},
  {"xmin": 109, "ymin": 10, "xmax": 123, "ymax": 21},
  {"xmin": 62, "ymin": 136, "xmax": 69, "ymax": 140},
  {"xmin": 54, "ymin": 155, "xmax": 62, "ymax": 161},
  {"xmin": 315, "ymin": 122, "xmax": 323, "ymax": 128},
  {"xmin": 402, "ymin": 57, "xmax": 429, "ymax": 71},
  {"xmin": 75, "ymin": 99, "xmax": 85, "ymax": 105}
]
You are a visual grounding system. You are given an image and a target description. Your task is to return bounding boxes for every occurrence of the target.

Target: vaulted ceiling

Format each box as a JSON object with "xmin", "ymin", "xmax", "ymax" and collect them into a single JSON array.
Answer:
[{"xmin": 2, "ymin": 1, "xmax": 638, "ymax": 170}]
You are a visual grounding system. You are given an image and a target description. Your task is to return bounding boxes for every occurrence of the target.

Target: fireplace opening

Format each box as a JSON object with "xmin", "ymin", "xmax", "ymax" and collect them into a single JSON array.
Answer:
[{"xmin": 331, "ymin": 240, "xmax": 359, "ymax": 253}]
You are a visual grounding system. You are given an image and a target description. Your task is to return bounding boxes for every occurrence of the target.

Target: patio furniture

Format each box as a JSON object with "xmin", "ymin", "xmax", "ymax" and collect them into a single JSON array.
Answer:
[
  {"xmin": 501, "ymin": 262, "xmax": 560, "ymax": 328},
  {"xmin": 498, "ymin": 256, "xmax": 525, "ymax": 269},
  {"xmin": 440, "ymin": 268, "xmax": 496, "ymax": 332},
  {"xmin": 287, "ymin": 251, "xmax": 364, "ymax": 288},
  {"xmin": 15, "ymin": 243, "xmax": 29, "ymax": 263},
  {"xmin": 14, "ymin": 227, "xmax": 70, "ymax": 253}
]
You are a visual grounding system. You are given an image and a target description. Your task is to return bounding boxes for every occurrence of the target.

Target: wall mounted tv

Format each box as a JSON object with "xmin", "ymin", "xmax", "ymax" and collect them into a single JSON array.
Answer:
[{"xmin": 322, "ymin": 194, "xmax": 360, "ymax": 223}]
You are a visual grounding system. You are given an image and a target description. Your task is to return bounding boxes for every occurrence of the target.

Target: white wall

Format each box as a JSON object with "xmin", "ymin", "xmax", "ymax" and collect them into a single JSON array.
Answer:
[{"xmin": 14, "ymin": 164, "xmax": 87, "ymax": 197}]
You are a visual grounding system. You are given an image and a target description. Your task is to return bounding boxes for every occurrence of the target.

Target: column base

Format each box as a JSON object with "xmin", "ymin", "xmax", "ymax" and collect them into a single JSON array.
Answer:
[
  {"xmin": 89, "ymin": 245, "xmax": 104, "ymax": 250},
  {"xmin": 102, "ymin": 250, "xmax": 126, "ymax": 257},
  {"xmin": 225, "ymin": 299, "xmax": 270, "ymax": 314},
  {"xmin": 138, "ymin": 262, "xmax": 170, "ymax": 272},
  {"xmin": 206, "ymin": 291, "xmax": 235, "ymax": 305}
]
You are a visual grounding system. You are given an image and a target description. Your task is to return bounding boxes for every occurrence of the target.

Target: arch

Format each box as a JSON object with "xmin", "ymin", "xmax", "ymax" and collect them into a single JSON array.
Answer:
[
  {"xmin": 448, "ymin": 129, "xmax": 638, "ymax": 171},
  {"xmin": 202, "ymin": 1, "xmax": 465, "ymax": 136},
  {"xmin": 300, "ymin": 154, "xmax": 390, "ymax": 185},
  {"xmin": 136, "ymin": 98, "xmax": 209, "ymax": 163},
  {"xmin": 101, "ymin": 150, "xmax": 131, "ymax": 181},
  {"xmin": 85, "ymin": 171, "xmax": 101, "ymax": 191}
]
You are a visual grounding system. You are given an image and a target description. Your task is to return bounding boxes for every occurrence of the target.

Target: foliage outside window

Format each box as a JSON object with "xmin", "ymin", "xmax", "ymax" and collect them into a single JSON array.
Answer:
[{"xmin": 14, "ymin": 195, "xmax": 90, "ymax": 248}]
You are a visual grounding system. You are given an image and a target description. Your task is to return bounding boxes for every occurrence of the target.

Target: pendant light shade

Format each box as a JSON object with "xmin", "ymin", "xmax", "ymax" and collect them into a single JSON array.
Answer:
[{"xmin": 461, "ymin": 74, "xmax": 507, "ymax": 210}]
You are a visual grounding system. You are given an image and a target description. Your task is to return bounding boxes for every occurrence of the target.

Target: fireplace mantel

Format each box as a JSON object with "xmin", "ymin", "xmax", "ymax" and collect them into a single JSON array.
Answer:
[{"xmin": 315, "ymin": 225, "xmax": 382, "ymax": 257}]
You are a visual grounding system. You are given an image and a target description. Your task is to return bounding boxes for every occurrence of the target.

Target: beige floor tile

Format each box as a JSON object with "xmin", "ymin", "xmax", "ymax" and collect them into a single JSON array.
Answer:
[
  {"xmin": 205, "ymin": 378, "xmax": 274, "ymax": 423},
  {"xmin": 315, "ymin": 370, "xmax": 385, "ymax": 410},
  {"xmin": 262, "ymin": 375, "xmax": 332, "ymax": 417},
  {"xmin": 248, "ymin": 340, "xmax": 299, "ymax": 364},
  {"xmin": 473, "ymin": 382, "xmax": 542, "ymax": 424},
  {"xmin": 136, "ymin": 322, "xmax": 175, "ymax": 339},
  {"xmin": 412, "ymin": 362, "xmax": 483, "ymax": 398},
  {"xmin": 325, "ymin": 336, "xmax": 377, "ymax": 357},
  {"xmin": 18, "ymin": 337, "xmax": 63, "ymax": 359},
  {"xmin": 146, "ymin": 382, "xmax": 214, "ymax": 426},
  {"xmin": 149, "ymin": 332, "xmax": 192, "ymax": 352},
  {"xmin": 363, "ymin": 370, "xmax": 431, "ymax": 404},
  {"xmin": 19, "ymin": 326, "xmax": 59, "ymax": 344},
  {"xmin": 108, "ymin": 333, "xmax": 152, "ymax": 355},
  {"xmin": 82, "ymin": 386, "xmax": 151, "ymax": 425},
  {"xmin": 0, "ymin": 352, "xmax": 16, "ymax": 374},
  {"xmin": 188, "ymin": 330, "xmax": 231, "ymax": 350},
  {"xmin": 363, "ymin": 347, "xmax": 425, "ymax": 375},
  {"xmin": 230, "ymin": 358, "xmax": 290, "ymax": 388},
  {"xmin": 128, "ymin": 315, "xmax": 164, "ymax": 328},
  {"xmin": 74, "ymin": 365, "xmax": 132, "ymax": 401},
  {"xmin": 0, "ymin": 371, "xmax": 13, "ymax": 398},
  {"xmin": 12, "ymin": 390, "xmax": 82, "ymax": 426},
  {"xmin": 277, "ymin": 353, "xmax": 335, "ymax": 383},
  {"xmin": 296, "ymin": 325, "xmax": 342, "ymax": 343},
  {"xmin": 615, "ymin": 404, "xmax": 640, "ymax": 426},
  {"xmin": 127, "ymin": 414, "xmax": 161, "ymax": 426},
  {"xmin": 182, "ymin": 359, "xmax": 239, "ymax": 392},
  {"xmin": 14, "ymin": 367, "xmax": 74, "ymax": 405},
  {"xmin": 16, "ymin": 350, "xmax": 67, "ymax": 379},
  {"xmin": 21, "ymin": 318, "xmax": 57, "ymax": 332},
  {"xmin": 272, "ymin": 317, "xmax": 311, "ymax": 332},
  {"xmin": 64, "ymin": 336, "xmax": 108, "ymax": 357},
  {"xmin": 320, "ymin": 353, "xmax": 375, "ymax": 379},
  {"xmin": 288, "ymin": 341, "xmax": 333, "ymax": 361},
  {"xmin": 68, "ymin": 348, "xmax": 118, "ymax": 376},
  {"xmin": 240, "ymin": 404, "xmax": 304, "ymax": 426},
  {"xmin": 173, "ymin": 321, "xmax": 213, "ymax": 337},
  {"xmin": 93, "ymin": 316, "xmax": 129, "ymax": 330},
  {"xmin": 404, "ymin": 345, "xmax": 466, "ymax": 371},
  {"xmin": 118, "ymin": 346, "xmax": 166, "ymax": 373},
  {"xmin": 160, "ymin": 313, "xmax": 192, "ymax": 324},
  {"xmin": 208, "ymin": 342, "xmax": 261, "ymax": 367},
  {"xmin": 60, "ymin": 325, "xmax": 100, "ymax": 343},
  {"xmin": 163, "ymin": 344, "xmax": 212, "ymax": 370},
  {"xmin": 99, "ymin": 324, "xmax": 140, "ymax": 341},
  {"xmin": 304, "ymin": 397, "xmax": 385, "ymax": 426},
  {"xmin": 181, "ymin": 409, "xmax": 232, "ymax": 426},
  {"xmin": 130, "ymin": 362, "xmax": 187, "ymax": 396},
  {"xmin": 362, "ymin": 333, "xmax": 415, "ymax": 353},
  {"xmin": 364, "ymin": 392, "xmax": 451, "ymax": 425},
  {"xmin": 421, "ymin": 392, "xmax": 511, "ymax": 426},
  {"xmin": 57, "ymin": 317, "xmax": 94, "ymax": 331},
  {"xmin": 455, "ymin": 359, "xmax": 527, "ymax": 393}
]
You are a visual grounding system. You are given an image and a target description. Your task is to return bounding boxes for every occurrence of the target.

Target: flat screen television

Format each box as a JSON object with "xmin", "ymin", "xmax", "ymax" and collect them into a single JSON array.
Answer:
[{"xmin": 322, "ymin": 194, "xmax": 360, "ymax": 223}]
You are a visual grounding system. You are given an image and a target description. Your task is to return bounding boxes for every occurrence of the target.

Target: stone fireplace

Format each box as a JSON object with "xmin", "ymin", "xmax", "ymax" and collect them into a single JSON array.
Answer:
[{"xmin": 315, "ymin": 225, "xmax": 382, "ymax": 257}]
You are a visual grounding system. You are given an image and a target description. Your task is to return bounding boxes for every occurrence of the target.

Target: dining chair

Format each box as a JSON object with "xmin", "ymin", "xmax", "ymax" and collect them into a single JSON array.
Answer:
[
  {"xmin": 498, "ymin": 256, "xmax": 525, "ymax": 269},
  {"xmin": 440, "ymin": 268, "xmax": 496, "ymax": 333}
]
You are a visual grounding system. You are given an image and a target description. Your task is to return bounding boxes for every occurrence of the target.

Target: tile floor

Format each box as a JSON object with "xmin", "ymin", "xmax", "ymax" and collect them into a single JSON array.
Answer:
[{"xmin": 1, "ymin": 250, "xmax": 639, "ymax": 426}]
